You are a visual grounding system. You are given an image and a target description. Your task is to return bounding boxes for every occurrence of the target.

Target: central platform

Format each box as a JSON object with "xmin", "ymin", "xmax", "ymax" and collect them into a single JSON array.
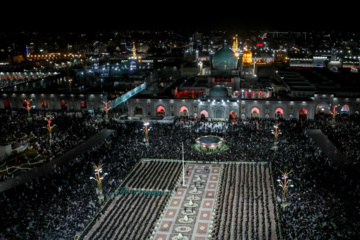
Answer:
[{"xmin": 195, "ymin": 135, "xmax": 224, "ymax": 150}]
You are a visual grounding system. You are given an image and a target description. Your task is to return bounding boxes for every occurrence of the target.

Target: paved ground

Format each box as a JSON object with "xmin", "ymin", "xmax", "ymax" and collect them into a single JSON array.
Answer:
[
  {"xmin": 82, "ymin": 160, "xmax": 279, "ymax": 240},
  {"xmin": 154, "ymin": 163, "xmax": 221, "ymax": 240},
  {"xmin": 306, "ymin": 129, "xmax": 360, "ymax": 182},
  {"xmin": 306, "ymin": 129, "xmax": 349, "ymax": 167}
]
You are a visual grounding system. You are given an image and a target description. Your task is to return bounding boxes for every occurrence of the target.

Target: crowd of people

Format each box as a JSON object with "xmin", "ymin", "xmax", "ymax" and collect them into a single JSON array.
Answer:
[
  {"xmin": 213, "ymin": 163, "xmax": 278, "ymax": 240},
  {"xmin": 317, "ymin": 114, "xmax": 360, "ymax": 164},
  {"xmin": 0, "ymin": 109, "xmax": 105, "ymax": 181},
  {"xmin": 0, "ymin": 109, "xmax": 359, "ymax": 239},
  {"xmin": 0, "ymin": 111, "xmax": 140, "ymax": 239}
]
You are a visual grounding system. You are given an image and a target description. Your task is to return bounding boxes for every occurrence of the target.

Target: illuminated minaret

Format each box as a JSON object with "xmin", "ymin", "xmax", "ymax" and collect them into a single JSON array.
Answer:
[
  {"xmin": 232, "ymin": 35, "xmax": 239, "ymax": 52},
  {"xmin": 189, "ymin": 37, "xmax": 194, "ymax": 54},
  {"xmin": 132, "ymin": 42, "xmax": 136, "ymax": 59},
  {"xmin": 232, "ymin": 35, "xmax": 239, "ymax": 57},
  {"xmin": 232, "ymin": 36, "xmax": 236, "ymax": 52},
  {"xmin": 235, "ymin": 35, "xmax": 239, "ymax": 51}
]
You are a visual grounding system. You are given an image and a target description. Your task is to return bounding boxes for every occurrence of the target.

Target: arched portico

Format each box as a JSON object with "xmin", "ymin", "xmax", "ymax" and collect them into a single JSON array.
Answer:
[
  {"xmin": 156, "ymin": 105, "xmax": 166, "ymax": 117},
  {"xmin": 274, "ymin": 108, "xmax": 284, "ymax": 118},
  {"xmin": 316, "ymin": 102, "xmax": 330, "ymax": 114},
  {"xmin": 3, "ymin": 99, "xmax": 10, "ymax": 109},
  {"xmin": 134, "ymin": 104, "xmax": 144, "ymax": 116},
  {"xmin": 229, "ymin": 111, "xmax": 237, "ymax": 122},
  {"xmin": 299, "ymin": 108, "xmax": 308, "ymax": 121},
  {"xmin": 179, "ymin": 106, "xmax": 189, "ymax": 117},
  {"xmin": 250, "ymin": 107, "xmax": 260, "ymax": 118},
  {"xmin": 61, "ymin": 100, "xmax": 67, "ymax": 111},
  {"xmin": 200, "ymin": 110, "xmax": 208, "ymax": 121},
  {"xmin": 212, "ymin": 106, "xmax": 225, "ymax": 119},
  {"xmin": 341, "ymin": 104, "xmax": 350, "ymax": 115}
]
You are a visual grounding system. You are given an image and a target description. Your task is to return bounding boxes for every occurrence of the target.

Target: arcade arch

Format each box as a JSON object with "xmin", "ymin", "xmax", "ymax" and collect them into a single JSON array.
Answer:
[
  {"xmin": 80, "ymin": 101, "xmax": 87, "ymax": 109},
  {"xmin": 61, "ymin": 100, "xmax": 67, "ymax": 111},
  {"xmin": 274, "ymin": 108, "xmax": 284, "ymax": 118},
  {"xmin": 156, "ymin": 105, "xmax": 166, "ymax": 117},
  {"xmin": 299, "ymin": 108, "xmax": 308, "ymax": 121},
  {"xmin": 229, "ymin": 111, "xmax": 237, "ymax": 122},
  {"xmin": 134, "ymin": 105, "xmax": 143, "ymax": 115},
  {"xmin": 179, "ymin": 106, "xmax": 189, "ymax": 117},
  {"xmin": 213, "ymin": 107, "xmax": 224, "ymax": 119},
  {"xmin": 341, "ymin": 105, "xmax": 350, "ymax": 115},
  {"xmin": 250, "ymin": 107, "xmax": 260, "ymax": 118},
  {"xmin": 200, "ymin": 110, "xmax": 208, "ymax": 120},
  {"xmin": 316, "ymin": 102, "xmax": 330, "ymax": 114},
  {"xmin": 3, "ymin": 100, "xmax": 10, "ymax": 109},
  {"xmin": 41, "ymin": 101, "xmax": 48, "ymax": 108}
]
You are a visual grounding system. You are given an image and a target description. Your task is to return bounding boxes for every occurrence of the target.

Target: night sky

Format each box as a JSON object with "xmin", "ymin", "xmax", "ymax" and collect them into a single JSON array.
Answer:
[{"xmin": 3, "ymin": 3, "xmax": 356, "ymax": 33}]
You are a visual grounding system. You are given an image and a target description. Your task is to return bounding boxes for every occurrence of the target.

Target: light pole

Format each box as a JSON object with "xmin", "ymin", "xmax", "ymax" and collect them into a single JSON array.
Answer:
[
  {"xmin": 331, "ymin": 104, "xmax": 339, "ymax": 128},
  {"xmin": 277, "ymin": 169, "xmax": 294, "ymax": 210},
  {"xmin": 143, "ymin": 121, "xmax": 151, "ymax": 147},
  {"xmin": 90, "ymin": 160, "xmax": 108, "ymax": 203},
  {"xmin": 102, "ymin": 100, "xmax": 111, "ymax": 123},
  {"xmin": 271, "ymin": 122, "xmax": 281, "ymax": 151},
  {"xmin": 23, "ymin": 99, "xmax": 33, "ymax": 121},
  {"xmin": 44, "ymin": 117, "xmax": 56, "ymax": 146},
  {"xmin": 182, "ymin": 142, "xmax": 185, "ymax": 187}
]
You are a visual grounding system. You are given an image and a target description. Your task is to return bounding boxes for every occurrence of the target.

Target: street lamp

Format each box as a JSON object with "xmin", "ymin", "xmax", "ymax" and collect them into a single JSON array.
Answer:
[
  {"xmin": 44, "ymin": 117, "xmax": 56, "ymax": 146},
  {"xmin": 277, "ymin": 168, "xmax": 294, "ymax": 210},
  {"xmin": 90, "ymin": 160, "xmax": 108, "ymax": 203},
  {"xmin": 102, "ymin": 100, "xmax": 111, "ymax": 123},
  {"xmin": 331, "ymin": 104, "xmax": 340, "ymax": 128},
  {"xmin": 143, "ymin": 121, "xmax": 151, "ymax": 147},
  {"xmin": 182, "ymin": 142, "xmax": 186, "ymax": 187},
  {"xmin": 23, "ymin": 99, "xmax": 34, "ymax": 121},
  {"xmin": 271, "ymin": 122, "xmax": 281, "ymax": 151}
]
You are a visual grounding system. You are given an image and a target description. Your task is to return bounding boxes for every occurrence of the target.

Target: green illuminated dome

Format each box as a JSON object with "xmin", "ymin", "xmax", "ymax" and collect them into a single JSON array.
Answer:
[
  {"xmin": 212, "ymin": 44, "xmax": 238, "ymax": 70},
  {"xmin": 209, "ymin": 85, "xmax": 228, "ymax": 99}
]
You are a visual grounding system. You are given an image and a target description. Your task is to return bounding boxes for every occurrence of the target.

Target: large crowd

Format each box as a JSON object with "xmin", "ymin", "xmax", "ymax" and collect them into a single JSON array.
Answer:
[
  {"xmin": 0, "ymin": 109, "xmax": 104, "ymax": 181},
  {"xmin": 316, "ymin": 114, "xmax": 360, "ymax": 164},
  {"xmin": 0, "ymin": 109, "xmax": 359, "ymax": 239},
  {"xmin": 83, "ymin": 161, "xmax": 182, "ymax": 239}
]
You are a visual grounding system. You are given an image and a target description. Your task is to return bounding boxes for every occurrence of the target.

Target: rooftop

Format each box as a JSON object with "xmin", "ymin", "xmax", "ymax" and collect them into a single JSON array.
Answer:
[{"xmin": 278, "ymin": 67, "xmax": 360, "ymax": 94}]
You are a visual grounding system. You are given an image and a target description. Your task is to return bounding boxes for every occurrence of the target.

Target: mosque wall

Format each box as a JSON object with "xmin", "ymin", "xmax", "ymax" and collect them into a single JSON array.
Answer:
[
  {"xmin": 126, "ymin": 97, "xmax": 360, "ymax": 120},
  {"xmin": 0, "ymin": 92, "xmax": 106, "ymax": 111}
]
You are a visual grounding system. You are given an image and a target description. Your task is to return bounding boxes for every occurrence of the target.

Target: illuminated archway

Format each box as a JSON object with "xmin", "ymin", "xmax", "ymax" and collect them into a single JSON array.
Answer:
[
  {"xmin": 250, "ymin": 107, "xmax": 260, "ymax": 118},
  {"xmin": 299, "ymin": 108, "xmax": 308, "ymax": 121},
  {"xmin": 316, "ymin": 102, "xmax": 330, "ymax": 114},
  {"xmin": 157, "ymin": 105, "xmax": 166, "ymax": 117},
  {"xmin": 61, "ymin": 100, "xmax": 67, "ymax": 111},
  {"xmin": 3, "ymin": 99, "xmax": 10, "ymax": 109},
  {"xmin": 275, "ymin": 108, "xmax": 284, "ymax": 118},
  {"xmin": 341, "ymin": 104, "xmax": 350, "ymax": 115},
  {"xmin": 41, "ymin": 101, "xmax": 48, "ymax": 108},
  {"xmin": 213, "ymin": 107, "xmax": 224, "ymax": 119},
  {"xmin": 22, "ymin": 99, "xmax": 28, "ymax": 108},
  {"xmin": 134, "ymin": 105, "xmax": 143, "ymax": 115},
  {"xmin": 200, "ymin": 110, "xmax": 208, "ymax": 120},
  {"xmin": 229, "ymin": 111, "xmax": 237, "ymax": 122},
  {"xmin": 80, "ymin": 101, "xmax": 87, "ymax": 108},
  {"xmin": 179, "ymin": 106, "xmax": 189, "ymax": 117}
]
